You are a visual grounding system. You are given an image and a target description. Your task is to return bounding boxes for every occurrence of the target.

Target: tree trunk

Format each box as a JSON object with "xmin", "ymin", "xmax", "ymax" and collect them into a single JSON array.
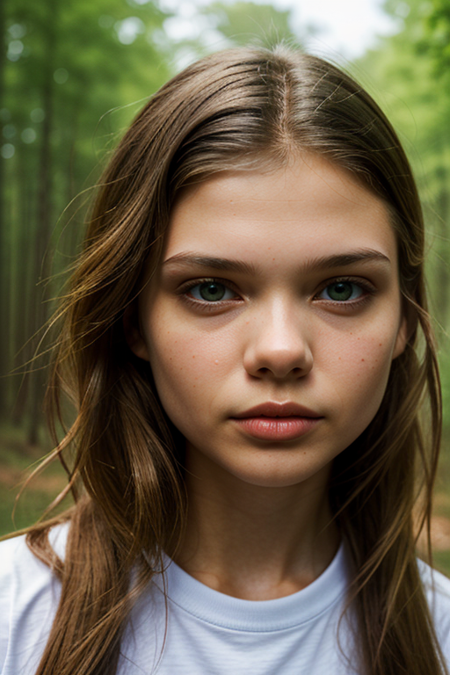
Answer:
[
  {"xmin": 0, "ymin": 0, "xmax": 9, "ymax": 420},
  {"xmin": 11, "ymin": 143, "xmax": 34, "ymax": 425},
  {"xmin": 27, "ymin": 0, "xmax": 57, "ymax": 445}
]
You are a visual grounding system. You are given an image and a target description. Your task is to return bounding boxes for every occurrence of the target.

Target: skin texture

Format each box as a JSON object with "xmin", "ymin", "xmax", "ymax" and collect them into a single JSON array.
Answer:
[{"xmin": 127, "ymin": 154, "xmax": 407, "ymax": 599}]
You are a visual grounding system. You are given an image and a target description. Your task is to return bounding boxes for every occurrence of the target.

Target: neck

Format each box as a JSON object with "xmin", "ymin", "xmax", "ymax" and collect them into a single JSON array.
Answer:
[{"xmin": 173, "ymin": 446, "xmax": 340, "ymax": 601}]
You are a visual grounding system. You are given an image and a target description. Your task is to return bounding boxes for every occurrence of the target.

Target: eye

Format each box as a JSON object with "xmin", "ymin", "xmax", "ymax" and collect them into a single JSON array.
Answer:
[
  {"xmin": 318, "ymin": 280, "xmax": 365, "ymax": 302},
  {"xmin": 188, "ymin": 280, "xmax": 237, "ymax": 302}
]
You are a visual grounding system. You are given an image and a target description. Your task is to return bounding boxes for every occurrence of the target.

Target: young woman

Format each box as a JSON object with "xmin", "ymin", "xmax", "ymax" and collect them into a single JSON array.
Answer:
[{"xmin": 1, "ymin": 45, "xmax": 449, "ymax": 675}]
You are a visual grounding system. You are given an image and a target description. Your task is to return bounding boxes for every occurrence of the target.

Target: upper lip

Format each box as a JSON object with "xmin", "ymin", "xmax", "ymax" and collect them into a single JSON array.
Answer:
[{"xmin": 232, "ymin": 402, "xmax": 322, "ymax": 419}]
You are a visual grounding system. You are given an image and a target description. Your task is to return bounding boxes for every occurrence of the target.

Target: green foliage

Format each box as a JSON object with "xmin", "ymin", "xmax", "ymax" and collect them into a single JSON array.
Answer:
[
  {"xmin": 0, "ymin": 0, "xmax": 173, "ymax": 440},
  {"xmin": 4, "ymin": 0, "xmax": 171, "ymax": 217},
  {"xmin": 354, "ymin": 1, "xmax": 450, "ymax": 441},
  {"xmin": 419, "ymin": 0, "xmax": 450, "ymax": 74},
  {"xmin": 201, "ymin": 1, "xmax": 301, "ymax": 48}
]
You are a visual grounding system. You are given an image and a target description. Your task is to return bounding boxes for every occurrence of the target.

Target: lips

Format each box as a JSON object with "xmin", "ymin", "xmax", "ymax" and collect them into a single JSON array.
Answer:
[
  {"xmin": 231, "ymin": 402, "xmax": 322, "ymax": 441},
  {"xmin": 233, "ymin": 401, "xmax": 321, "ymax": 419}
]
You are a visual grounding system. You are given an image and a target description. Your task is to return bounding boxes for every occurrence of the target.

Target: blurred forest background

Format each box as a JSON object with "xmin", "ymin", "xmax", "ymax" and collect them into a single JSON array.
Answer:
[{"xmin": 2, "ymin": 0, "xmax": 450, "ymax": 569}]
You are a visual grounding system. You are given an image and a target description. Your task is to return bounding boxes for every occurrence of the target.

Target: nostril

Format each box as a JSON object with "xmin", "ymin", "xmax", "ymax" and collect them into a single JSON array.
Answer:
[{"xmin": 244, "ymin": 336, "xmax": 314, "ymax": 380}]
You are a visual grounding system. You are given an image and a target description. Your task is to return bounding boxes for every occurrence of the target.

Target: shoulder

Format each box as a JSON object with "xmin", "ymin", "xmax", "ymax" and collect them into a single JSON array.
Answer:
[
  {"xmin": 0, "ymin": 522, "xmax": 68, "ymax": 591},
  {"xmin": 0, "ymin": 524, "xmax": 68, "ymax": 674},
  {"xmin": 418, "ymin": 559, "xmax": 450, "ymax": 660}
]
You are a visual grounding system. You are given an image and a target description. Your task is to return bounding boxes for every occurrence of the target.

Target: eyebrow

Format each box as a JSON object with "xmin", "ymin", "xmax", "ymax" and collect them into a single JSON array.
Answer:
[
  {"xmin": 306, "ymin": 250, "xmax": 391, "ymax": 270},
  {"xmin": 162, "ymin": 249, "xmax": 391, "ymax": 274},
  {"xmin": 162, "ymin": 253, "xmax": 257, "ymax": 275}
]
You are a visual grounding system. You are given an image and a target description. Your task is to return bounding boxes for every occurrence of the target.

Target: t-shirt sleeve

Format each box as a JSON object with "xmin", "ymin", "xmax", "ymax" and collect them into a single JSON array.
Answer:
[
  {"xmin": 0, "ymin": 527, "xmax": 66, "ymax": 675},
  {"xmin": 0, "ymin": 537, "xmax": 18, "ymax": 671},
  {"xmin": 419, "ymin": 559, "xmax": 450, "ymax": 665}
]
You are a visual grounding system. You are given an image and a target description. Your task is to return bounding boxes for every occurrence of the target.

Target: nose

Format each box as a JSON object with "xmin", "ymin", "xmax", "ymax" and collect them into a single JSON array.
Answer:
[{"xmin": 243, "ymin": 300, "xmax": 313, "ymax": 380}]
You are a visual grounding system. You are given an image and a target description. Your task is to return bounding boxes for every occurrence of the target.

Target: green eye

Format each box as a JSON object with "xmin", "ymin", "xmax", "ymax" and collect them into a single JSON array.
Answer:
[
  {"xmin": 199, "ymin": 282, "xmax": 225, "ymax": 301},
  {"xmin": 321, "ymin": 282, "xmax": 363, "ymax": 302},
  {"xmin": 189, "ymin": 281, "xmax": 235, "ymax": 302}
]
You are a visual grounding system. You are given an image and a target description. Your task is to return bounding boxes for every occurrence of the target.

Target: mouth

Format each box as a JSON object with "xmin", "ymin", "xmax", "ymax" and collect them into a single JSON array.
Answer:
[{"xmin": 231, "ymin": 402, "xmax": 323, "ymax": 441}]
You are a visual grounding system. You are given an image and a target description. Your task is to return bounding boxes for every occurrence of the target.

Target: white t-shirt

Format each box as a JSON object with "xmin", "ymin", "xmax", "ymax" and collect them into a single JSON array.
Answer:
[{"xmin": 1, "ymin": 524, "xmax": 450, "ymax": 674}]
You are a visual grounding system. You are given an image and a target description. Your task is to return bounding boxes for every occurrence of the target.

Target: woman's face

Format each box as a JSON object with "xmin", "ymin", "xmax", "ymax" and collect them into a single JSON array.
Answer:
[{"xmin": 130, "ymin": 154, "xmax": 407, "ymax": 490}]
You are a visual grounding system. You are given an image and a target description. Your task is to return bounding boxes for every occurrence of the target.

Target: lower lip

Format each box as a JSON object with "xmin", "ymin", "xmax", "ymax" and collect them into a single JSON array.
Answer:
[{"xmin": 233, "ymin": 417, "xmax": 321, "ymax": 441}]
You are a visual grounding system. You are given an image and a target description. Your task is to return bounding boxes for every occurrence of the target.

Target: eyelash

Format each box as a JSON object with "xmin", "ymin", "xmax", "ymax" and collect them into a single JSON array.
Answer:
[{"xmin": 178, "ymin": 276, "xmax": 376, "ymax": 311}]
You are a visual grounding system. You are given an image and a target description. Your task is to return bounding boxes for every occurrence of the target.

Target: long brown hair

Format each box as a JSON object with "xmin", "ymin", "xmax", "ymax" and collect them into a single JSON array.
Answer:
[{"xmin": 23, "ymin": 45, "xmax": 445, "ymax": 674}]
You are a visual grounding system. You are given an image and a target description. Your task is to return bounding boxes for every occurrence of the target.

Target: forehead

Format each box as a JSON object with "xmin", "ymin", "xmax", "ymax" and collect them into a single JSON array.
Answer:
[{"xmin": 163, "ymin": 154, "xmax": 397, "ymax": 268}]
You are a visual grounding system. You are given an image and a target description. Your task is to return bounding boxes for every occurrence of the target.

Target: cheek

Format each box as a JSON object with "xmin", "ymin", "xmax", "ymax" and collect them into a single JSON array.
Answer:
[
  {"xmin": 322, "ymin": 329, "xmax": 396, "ymax": 420},
  {"xmin": 145, "ymin": 310, "xmax": 235, "ymax": 418}
]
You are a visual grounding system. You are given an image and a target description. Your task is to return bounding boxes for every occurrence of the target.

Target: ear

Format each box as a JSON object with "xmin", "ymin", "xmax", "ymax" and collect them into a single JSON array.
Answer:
[
  {"xmin": 392, "ymin": 313, "xmax": 409, "ymax": 360},
  {"xmin": 123, "ymin": 303, "xmax": 150, "ymax": 361},
  {"xmin": 392, "ymin": 295, "xmax": 419, "ymax": 360}
]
